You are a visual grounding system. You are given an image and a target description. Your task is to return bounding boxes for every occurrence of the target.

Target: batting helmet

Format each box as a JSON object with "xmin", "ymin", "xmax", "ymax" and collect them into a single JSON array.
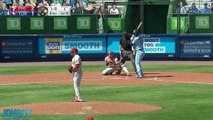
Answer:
[{"xmin": 133, "ymin": 29, "xmax": 139, "ymax": 36}]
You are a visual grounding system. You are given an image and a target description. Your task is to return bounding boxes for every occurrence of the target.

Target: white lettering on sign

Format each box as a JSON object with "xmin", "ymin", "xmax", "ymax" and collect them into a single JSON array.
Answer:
[{"xmin": 62, "ymin": 41, "xmax": 102, "ymax": 51}]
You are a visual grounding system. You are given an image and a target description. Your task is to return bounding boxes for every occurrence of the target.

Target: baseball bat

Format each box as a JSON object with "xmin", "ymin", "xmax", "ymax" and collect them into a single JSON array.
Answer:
[{"xmin": 136, "ymin": 21, "xmax": 143, "ymax": 31}]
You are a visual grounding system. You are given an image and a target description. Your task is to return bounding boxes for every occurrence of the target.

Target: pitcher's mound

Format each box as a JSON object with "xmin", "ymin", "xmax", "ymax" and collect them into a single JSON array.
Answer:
[{"xmin": 0, "ymin": 102, "xmax": 161, "ymax": 115}]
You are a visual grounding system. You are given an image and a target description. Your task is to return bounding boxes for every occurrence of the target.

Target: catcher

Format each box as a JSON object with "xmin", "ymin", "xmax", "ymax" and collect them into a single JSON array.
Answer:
[
  {"xmin": 102, "ymin": 51, "xmax": 129, "ymax": 76},
  {"xmin": 68, "ymin": 48, "xmax": 83, "ymax": 102}
]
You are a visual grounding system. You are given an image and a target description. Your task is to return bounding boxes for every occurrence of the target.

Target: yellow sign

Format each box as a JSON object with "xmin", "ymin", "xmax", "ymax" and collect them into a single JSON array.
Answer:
[{"xmin": 45, "ymin": 38, "xmax": 63, "ymax": 54}]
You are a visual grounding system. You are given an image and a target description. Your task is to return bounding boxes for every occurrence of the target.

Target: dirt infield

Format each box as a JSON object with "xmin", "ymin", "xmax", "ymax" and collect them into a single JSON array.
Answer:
[
  {"xmin": 0, "ymin": 102, "xmax": 161, "ymax": 115},
  {"xmin": 0, "ymin": 72, "xmax": 212, "ymax": 85}
]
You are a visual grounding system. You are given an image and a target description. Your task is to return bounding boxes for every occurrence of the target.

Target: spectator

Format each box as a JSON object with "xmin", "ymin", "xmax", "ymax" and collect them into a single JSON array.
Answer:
[
  {"xmin": 13, "ymin": 0, "xmax": 24, "ymax": 6},
  {"xmin": 63, "ymin": 0, "xmax": 73, "ymax": 6},
  {"xmin": 211, "ymin": 2, "xmax": 213, "ymax": 13},
  {"xmin": 200, "ymin": 3, "xmax": 211, "ymax": 14},
  {"xmin": 0, "ymin": 0, "xmax": 7, "ymax": 10},
  {"xmin": 50, "ymin": 0, "xmax": 62, "ymax": 5},
  {"xmin": 13, "ymin": 0, "xmax": 23, "ymax": 6},
  {"xmin": 177, "ymin": 1, "xmax": 187, "ymax": 14},
  {"xmin": 109, "ymin": 2, "xmax": 120, "ymax": 15},
  {"xmin": 25, "ymin": 0, "xmax": 36, "ymax": 6},
  {"xmin": 83, "ymin": 2, "xmax": 95, "ymax": 14},
  {"xmin": 38, "ymin": 0, "xmax": 49, "ymax": 6},
  {"xmin": 3, "ymin": 0, "xmax": 12, "ymax": 9},
  {"xmin": 79, "ymin": 0, "xmax": 86, "ymax": 9},
  {"xmin": 188, "ymin": 2, "xmax": 199, "ymax": 14},
  {"xmin": 50, "ymin": 0, "xmax": 61, "ymax": 6},
  {"xmin": 72, "ymin": 2, "xmax": 83, "ymax": 14},
  {"xmin": 96, "ymin": 4, "xmax": 105, "ymax": 15}
]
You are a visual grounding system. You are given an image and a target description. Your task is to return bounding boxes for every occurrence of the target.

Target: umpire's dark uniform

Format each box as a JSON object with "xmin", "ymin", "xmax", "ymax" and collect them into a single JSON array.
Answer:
[{"xmin": 119, "ymin": 32, "xmax": 136, "ymax": 72}]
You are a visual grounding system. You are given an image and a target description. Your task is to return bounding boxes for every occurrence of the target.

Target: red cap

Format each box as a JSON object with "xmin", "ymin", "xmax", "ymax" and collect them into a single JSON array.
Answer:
[
  {"xmin": 87, "ymin": 117, "xmax": 94, "ymax": 120},
  {"xmin": 71, "ymin": 48, "xmax": 78, "ymax": 53}
]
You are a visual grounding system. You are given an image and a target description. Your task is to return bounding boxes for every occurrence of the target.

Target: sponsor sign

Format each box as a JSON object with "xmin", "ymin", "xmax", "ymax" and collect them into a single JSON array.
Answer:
[
  {"xmin": 30, "ymin": 17, "xmax": 44, "ymax": 30},
  {"xmin": 54, "ymin": 17, "xmax": 67, "ymax": 30},
  {"xmin": 1, "ymin": 38, "xmax": 36, "ymax": 58},
  {"xmin": 195, "ymin": 16, "xmax": 210, "ymax": 29},
  {"xmin": 107, "ymin": 18, "xmax": 122, "ymax": 31},
  {"xmin": 77, "ymin": 17, "xmax": 91, "ymax": 30},
  {"xmin": 108, "ymin": 36, "xmax": 175, "ymax": 54},
  {"xmin": 180, "ymin": 38, "xmax": 211, "ymax": 57},
  {"xmin": 143, "ymin": 37, "xmax": 175, "ymax": 54},
  {"xmin": 7, "ymin": 17, "xmax": 21, "ymax": 30},
  {"xmin": 39, "ymin": 37, "xmax": 106, "ymax": 54}
]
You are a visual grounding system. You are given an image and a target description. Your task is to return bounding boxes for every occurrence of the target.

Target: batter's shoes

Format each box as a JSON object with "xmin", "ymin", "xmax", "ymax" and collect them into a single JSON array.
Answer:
[{"xmin": 136, "ymin": 75, "xmax": 144, "ymax": 78}]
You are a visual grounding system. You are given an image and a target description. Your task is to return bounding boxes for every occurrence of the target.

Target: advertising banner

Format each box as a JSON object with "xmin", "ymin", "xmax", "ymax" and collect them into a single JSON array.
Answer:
[
  {"xmin": 179, "ymin": 37, "xmax": 212, "ymax": 58},
  {"xmin": 188, "ymin": 15, "xmax": 213, "ymax": 33},
  {"xmin": 108, "ymin": 36, "xmax": 175, "ymax": 54},
  {"xmin": 7, "ymin": 17, "xmax": 21, "ymax": 30},
  {"xmin": 77, "ymin": 17, "xmax": 91, "ymax": 30},
  {"xmin": 0, "ymin": 38, "xmax": 36, "ymax": 58},
  {"xmin": 107, "ymin": 18, "xmax": 122, "ymax": 31},
  {"xmin": 167, "ymin": 16, "xmax": 189, "ymax": 34},
  {"xmin": 39, "ymin": 37, "xmax": 106, "ymax": 54},
  {"xmin": 143, "ymin": 37, "xmax": 175, "ymax": 54}
]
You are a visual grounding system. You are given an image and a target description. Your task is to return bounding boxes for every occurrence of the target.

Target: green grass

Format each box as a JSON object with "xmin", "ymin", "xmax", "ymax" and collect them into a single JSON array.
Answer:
[
  {"xmin": 0, "ymin": 64, "xmax": 212, "ymax": 120},
  {"xmin": 0, "ymin": 84, "xmax": 213, "ymax": 120},
  {"xmin": 0, "ymin": 64, "xmax": 213, "ymax": 75}
]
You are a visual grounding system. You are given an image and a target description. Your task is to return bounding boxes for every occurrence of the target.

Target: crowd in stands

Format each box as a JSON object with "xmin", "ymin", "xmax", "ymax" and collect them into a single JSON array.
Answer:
[
  {"xmin": 0, "ymin": 0, "xmax": 122, "ymax": 15},
  {"xmin": 176, "ymin": 0, "xmax": 213, "ymax": 14}
]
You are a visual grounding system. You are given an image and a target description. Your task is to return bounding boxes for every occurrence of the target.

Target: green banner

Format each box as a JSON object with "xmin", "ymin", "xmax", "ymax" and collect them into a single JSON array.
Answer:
[
  {"xmin": 77, "ymin": 17, "xmax": 91, "ymax": 30},
  {"xmin": 0, "ymin": 15, "xmax": 98, "ymax": 34},
  {"xmin": 167, "ymin": 15, "xmax": 213, "ymax": 34},
  {"xmin": 7, "ymin": 17, "xmax": 21, "ymax": 30},
  {"xmin": 108, "ymin": 18, "xmax": 122, "ymax": 31},
  {"xmin": 171, "ymin": 17, "xmax": 186, "ymax": 30},
  {"xmin": 54, "ymin": 17, "xmax": 67, "ymax": 30},
  {"xmin": 195, "ymin": 16, "xmax": 210, "ymax": 29},
  {"xmin": 167, "ymin": 16, "xmax": 189, "ymax": 34},
  {"xmin": 30, "ymin": 17, "xmax": 44, "ymax": 30}
]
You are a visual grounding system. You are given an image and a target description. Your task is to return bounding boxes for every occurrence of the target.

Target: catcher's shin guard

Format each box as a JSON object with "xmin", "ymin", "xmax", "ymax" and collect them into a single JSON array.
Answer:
[{"xmin": 121, "ymin": 66, "xmax": 129, "ymax": 76}]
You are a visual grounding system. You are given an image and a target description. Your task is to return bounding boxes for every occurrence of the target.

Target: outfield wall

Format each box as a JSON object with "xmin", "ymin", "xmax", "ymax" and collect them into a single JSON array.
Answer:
[{"xmin": 0, "ymin": 34, "xmax": 212, "ymax": 62}]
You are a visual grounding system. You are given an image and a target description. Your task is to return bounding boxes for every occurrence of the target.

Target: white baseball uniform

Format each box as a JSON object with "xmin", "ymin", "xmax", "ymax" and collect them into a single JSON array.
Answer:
[
  {"xmin": 102, "ymin": 56, "xmax": 129, "ymax": 75},
  {"xmin": 71, "ymin": 54, "xmax": 82, "ymax": 101}
]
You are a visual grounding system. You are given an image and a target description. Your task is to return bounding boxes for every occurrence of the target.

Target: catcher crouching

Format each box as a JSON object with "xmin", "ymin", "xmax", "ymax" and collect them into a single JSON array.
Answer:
[{"xmin": 102, "ymin": 51, "xmax": 130, "ymax": 76}]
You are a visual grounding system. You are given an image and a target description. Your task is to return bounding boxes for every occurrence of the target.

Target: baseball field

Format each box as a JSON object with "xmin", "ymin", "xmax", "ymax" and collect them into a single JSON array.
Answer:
[{"xmin": 0, "ymin": 61, "xmax": 213, "ymax": 120}]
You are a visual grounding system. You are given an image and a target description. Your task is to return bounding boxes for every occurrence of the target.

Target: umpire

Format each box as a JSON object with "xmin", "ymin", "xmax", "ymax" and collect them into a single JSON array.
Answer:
[{"xmin": 119, "ymin": 31, "xmax": 136, "ymax": 72}]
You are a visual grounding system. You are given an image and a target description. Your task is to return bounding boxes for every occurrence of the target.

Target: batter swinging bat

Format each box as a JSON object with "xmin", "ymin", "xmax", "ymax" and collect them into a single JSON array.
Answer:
[{"xmin": 136, "ymin": 21, "xmax": 143, "ymax": 31}]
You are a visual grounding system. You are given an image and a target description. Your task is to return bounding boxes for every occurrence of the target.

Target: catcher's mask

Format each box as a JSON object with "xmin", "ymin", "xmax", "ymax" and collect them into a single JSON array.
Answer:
[
  {"xmin": 108, "ymin": 51, "xmax": 114, "ymax": 59},
  {"xmin": 122, "ymin": 31, "xmax": 128, "ymax": 39}
]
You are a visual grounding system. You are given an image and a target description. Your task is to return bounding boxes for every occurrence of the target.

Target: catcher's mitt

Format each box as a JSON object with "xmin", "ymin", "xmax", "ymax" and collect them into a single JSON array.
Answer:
[{"xmin": 68, "ymin": 66, "xmax": 73, "ymax": 73}]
